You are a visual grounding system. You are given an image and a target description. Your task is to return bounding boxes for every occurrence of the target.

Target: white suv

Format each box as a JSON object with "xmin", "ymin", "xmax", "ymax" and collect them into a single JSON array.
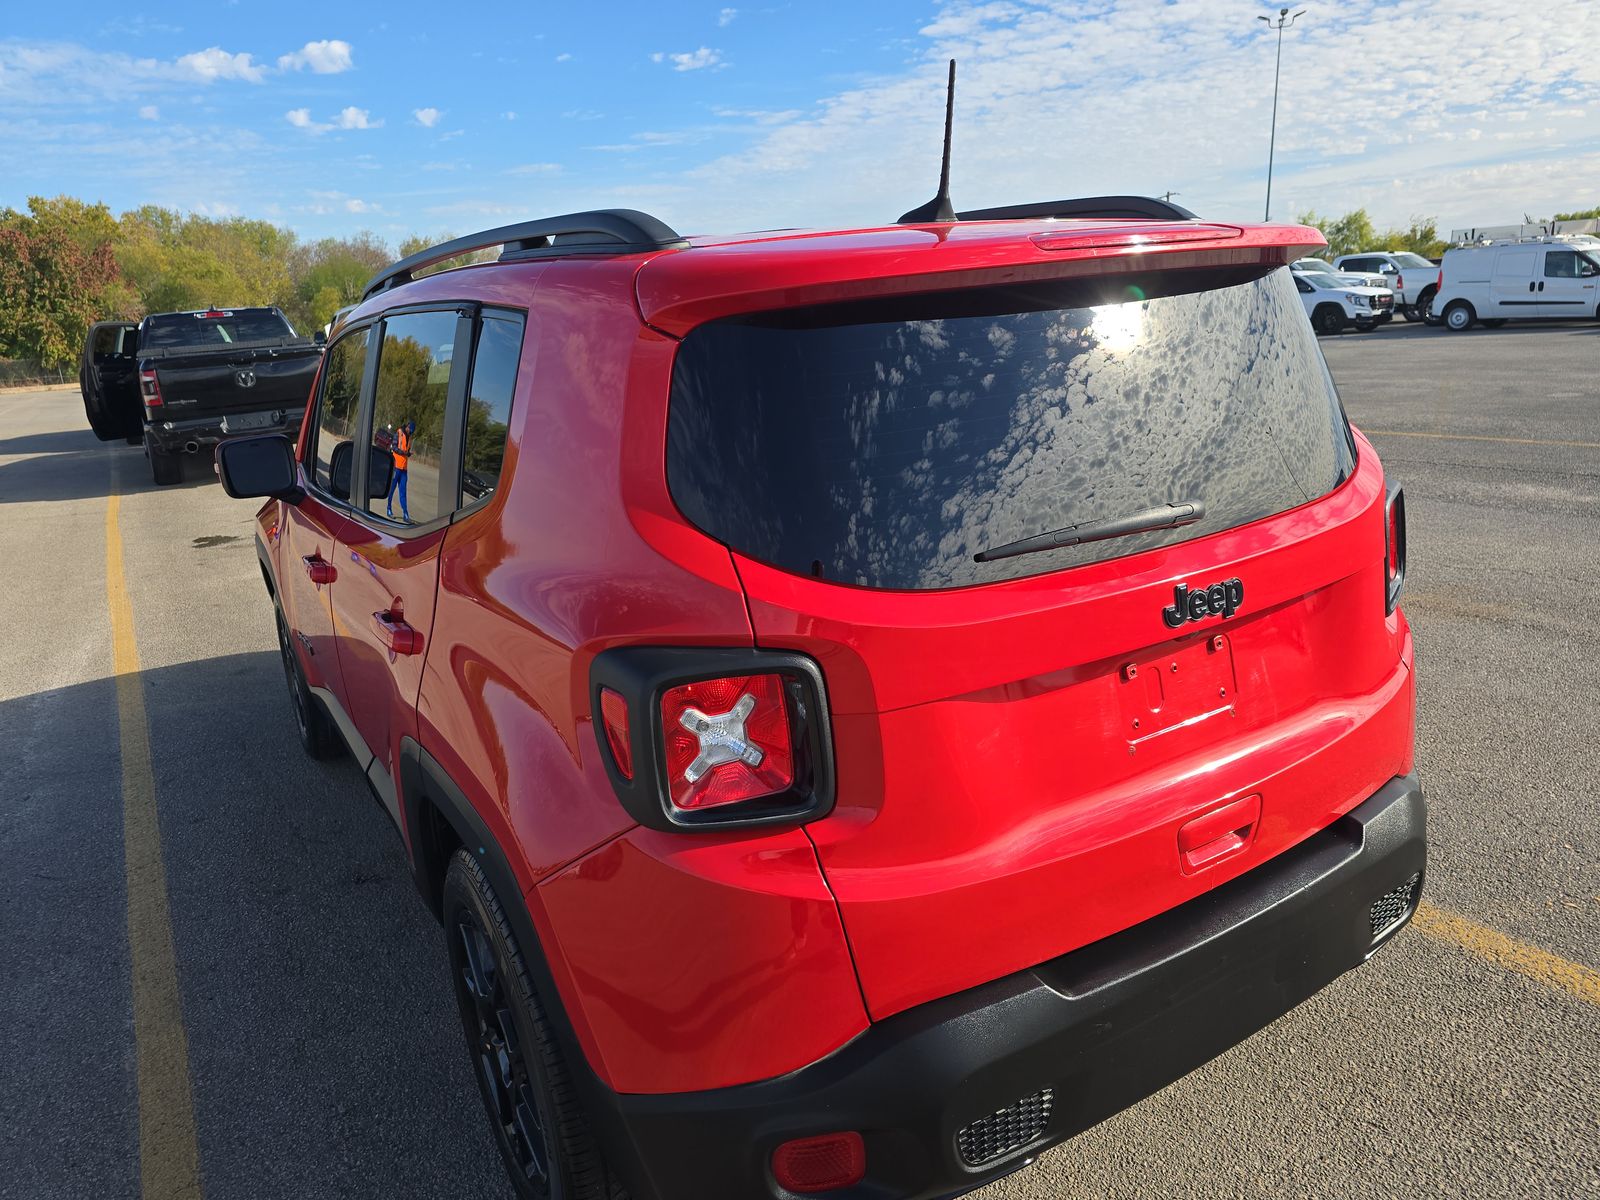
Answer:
[
  {"xmin": 1333, "ymin": 252, "xmax": 1439, "ymax": 322},
  {"xmin": 1294, "ymin": 271, "xmax": 1395, "ymax": 334}
]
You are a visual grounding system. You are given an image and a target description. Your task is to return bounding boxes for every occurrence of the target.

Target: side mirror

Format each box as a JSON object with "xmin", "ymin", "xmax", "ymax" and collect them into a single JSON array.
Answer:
[
  {"xmin": 314, "ymin": 329, "xmax": 328, "ymax": 346},
  {"xmin": 216, "ymin": 435, "xmax": 301, "ymax": 502},
  {"xmin": 328, "ymin": 440, "xmax": 395, "ymax": 501},
  {"xmin": 366, "ymin": 444, "xmax": 394, "ymax": 499}
]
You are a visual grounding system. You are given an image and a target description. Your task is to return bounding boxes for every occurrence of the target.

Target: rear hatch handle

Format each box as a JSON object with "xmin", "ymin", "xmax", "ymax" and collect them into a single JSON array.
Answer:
[{"xmin": 973, "ymin": 501, "xmax": 1205, "ymax": 563}]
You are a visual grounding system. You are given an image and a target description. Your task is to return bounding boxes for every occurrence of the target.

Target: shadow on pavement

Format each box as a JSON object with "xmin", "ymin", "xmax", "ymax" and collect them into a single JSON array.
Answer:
[
  {"xmin": 0, "ymin": 427, "xmax": 213, "ymax": 504},
  {"xmin": 0, "ymin": 651, "xmax": 512, "ymax": 1199}
]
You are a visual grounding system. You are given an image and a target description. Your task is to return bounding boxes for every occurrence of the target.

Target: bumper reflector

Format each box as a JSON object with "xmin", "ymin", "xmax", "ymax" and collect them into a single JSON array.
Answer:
[
  {"xmin": 1369, "ymin": 872, "xmax": 1421, "ymax": 941},
  {"xmin": 957, "ymin": 1087, "xmax": 1054, "ymax": 1167},
  {"xmin": 771, "ymin": 1131, "xmax": 865, "ymax": 1193}
]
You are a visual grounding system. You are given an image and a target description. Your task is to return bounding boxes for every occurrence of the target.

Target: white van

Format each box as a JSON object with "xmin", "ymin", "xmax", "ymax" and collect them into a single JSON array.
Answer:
[{"xmin": 1433, "ymin": 240, "xmax": 1600, "ymax": 331}]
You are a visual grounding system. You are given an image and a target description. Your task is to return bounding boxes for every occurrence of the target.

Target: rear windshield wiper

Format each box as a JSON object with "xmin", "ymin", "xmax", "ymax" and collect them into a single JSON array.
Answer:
[{"xmin": 972, "ymin": 501, "xmax": 1205, "ymax": 564}]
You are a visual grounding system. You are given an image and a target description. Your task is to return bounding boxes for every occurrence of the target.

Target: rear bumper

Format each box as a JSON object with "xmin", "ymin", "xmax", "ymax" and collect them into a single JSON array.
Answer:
[
  {"xmin": 602, "ymin": 773, "xmax": 1425, "ymax": 1200},
  {"xmin": 146, "ymin": 407, "xmax": 304, "ymax": 453}
]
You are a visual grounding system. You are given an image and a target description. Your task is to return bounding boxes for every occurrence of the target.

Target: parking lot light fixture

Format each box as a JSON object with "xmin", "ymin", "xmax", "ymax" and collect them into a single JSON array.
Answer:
[{"xmin": 1259, "ymin": 6, "xmax": 1307, "ymax": 222}]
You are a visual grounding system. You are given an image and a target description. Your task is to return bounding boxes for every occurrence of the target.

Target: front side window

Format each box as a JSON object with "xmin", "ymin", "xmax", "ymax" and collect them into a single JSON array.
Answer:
[
  {"xmin": 668, "ymin": 267, "xmax": 1356, "ymax": 591},
  {"xmin": 460, "ymin": 311, "xmax": 524, "ymax": 505},
  {"xmin": 367, "ymin": 310, "xmax": 458, "ymax": 526},
  {"xmin": 1544, "ymin": 250, "xmax": 1591, "ymax": 279},
  {"xmin": 312, "ymin": 328, "xmax": 368, "ymax": 498}
]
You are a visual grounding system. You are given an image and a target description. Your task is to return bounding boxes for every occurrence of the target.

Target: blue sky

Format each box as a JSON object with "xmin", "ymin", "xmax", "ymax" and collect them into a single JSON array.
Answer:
[{"xmin": 3, "ymin": 1, "xmax": 1598, "ymax": 247}]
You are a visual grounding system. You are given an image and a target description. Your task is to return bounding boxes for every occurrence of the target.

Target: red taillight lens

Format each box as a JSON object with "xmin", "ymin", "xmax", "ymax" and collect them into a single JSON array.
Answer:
[
  {"xmin": 771, "ymin": 1132, "xmax": 866, "ymax": 1193},
  {"xmin": 1395, "ymin": 272, "xmax": 1404, "ymax": 290},
  {"xmin": 661, "ymin": 673, "xmax": 793, "ymax": 811},
  {"xmin": 1384, "ymin": 483, "xmax": 1406, "ymax": 614},
  {"xmin": 140, "ymin": 369, "xmax": 163, "ymax": 406},
  {"xmin": 599, "ymin": 687, "xmax": 632, "ymax": 780}
]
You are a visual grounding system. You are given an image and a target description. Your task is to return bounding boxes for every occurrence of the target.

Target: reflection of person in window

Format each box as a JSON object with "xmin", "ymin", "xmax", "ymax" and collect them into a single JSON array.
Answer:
[{"xmin": 388, "ymin": 421, "xmax": 413, "ymax": 522}]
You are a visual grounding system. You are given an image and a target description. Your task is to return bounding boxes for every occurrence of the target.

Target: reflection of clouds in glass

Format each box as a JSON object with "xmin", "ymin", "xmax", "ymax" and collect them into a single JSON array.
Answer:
[{"xmin": 667, "ymin": 270, "xmax": 1353, "ymax": 591}]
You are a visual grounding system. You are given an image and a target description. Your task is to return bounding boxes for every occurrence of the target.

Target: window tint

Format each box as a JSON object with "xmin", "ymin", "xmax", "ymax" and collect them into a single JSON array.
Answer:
[
  {"xmin": 668, "ymin": 267, "xmax": 1356, "ymax": 591},
  {"xmin": 1545, "ymin": 251, "xmax": 1581, "ymax": 279},
  {"xmin": 142, "ymin": 308, "xmax": 295, "ymax": 349},
  {"xmin": 460, "ymin": 312, "xmax": 524, "ymax": 505},
  {"xmin": 367, "ymin": 310, "xmax": 457, "ymax": 526},
  {"xmin": 1393, "ymin": 253, "xmax": 1434, "ymax": 269},
  {"xmin": 313, "ymin": 328, "xmax": 368, "ymax": 499}
]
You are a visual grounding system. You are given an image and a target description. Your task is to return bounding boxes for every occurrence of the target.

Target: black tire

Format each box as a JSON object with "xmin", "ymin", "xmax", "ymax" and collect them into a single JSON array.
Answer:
[
  {"xmin": 1312, "ymin": 304, "xmax": 1346, "ymax": 336},
  {"xmin": 1401, "ymin": 307, "xmax": 1421, "ymax": 323},
  {"xmin": 147, "ymin": 436, "xmax": 183, "ymax": 485},
  {"xmin": 275, "ymin": 607, "xmax": 341, "ymax": 759},
  {"xmin": 1480, "ymin": 319, "xmax": 1508, "ymax": 329},
  {"xmin": 443, "ymin": 850, "xmax": 628, "ymax": 1200},
  {"xmin": 1417, "ymin": 286, "xmax": 1440, "ymax": 325},
  {"xmin": 1442, "ymin": 300, "xmax": 1475, "ymax": 332}
]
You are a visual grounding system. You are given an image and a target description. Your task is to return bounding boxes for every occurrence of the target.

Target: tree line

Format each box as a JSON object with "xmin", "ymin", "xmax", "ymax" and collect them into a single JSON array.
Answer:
[{"xmin": 0, "ymin": 195, "xmax": 456, "ymax": 370}]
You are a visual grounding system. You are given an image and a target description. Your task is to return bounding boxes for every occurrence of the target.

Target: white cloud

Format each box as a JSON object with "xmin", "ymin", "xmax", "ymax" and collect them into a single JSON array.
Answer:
[
  {"xmin": 344, "ymin": 198, "xmax": 376, "ymax": 213},
  {"xmin": 138, "ymin": 104, "xmax": 159, "ymax": 120},
  {"xmin": 505, "ymin": 162, "xmax": 562, "ymax": 176},
  {"xmin": 336, "ymin": 106, "xmax": 380, "ymax": 129},
  {"xmin": 175, "ymin": 46, "xmax": 265, "ymax": 82},
  {"xmin": 414, "ymin": 106, "xmax": 441, "ymax": 127},
  {"xmin": 653, "ymin": 47, "xmax": 724, "ymax": 72},
  {"xmin": 502, "ymin": 111, "xmax": 517, "ymax": 121},
  {"xmin": 277, "ymin": 39, "xmax": 353, "ymax": 74},
  {"xmin": 555, "ymin": 52, "xmax": 572, "ymax": 63},
  {"xmin": 718, "ymin": 8, "xmax": 737, "ymax": 26}
]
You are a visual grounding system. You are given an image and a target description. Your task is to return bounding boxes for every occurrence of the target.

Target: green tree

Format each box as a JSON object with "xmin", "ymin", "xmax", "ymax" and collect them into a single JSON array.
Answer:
[
  {"xmin": 0, "ymin": 196, "xmax": 133, "ymax": 367},
  {"xmin": 1552, "ymin": 206, "xmax": 1600, "ymax": 221},
  {"xmin": 284, "ymin": 233, "xmax": 393, "ymax": 331}
]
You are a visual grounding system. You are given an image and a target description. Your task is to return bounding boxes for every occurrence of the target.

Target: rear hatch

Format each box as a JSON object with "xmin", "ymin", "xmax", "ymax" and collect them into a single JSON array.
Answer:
[
  {"xmin": 651, "ymin": 228, "xmax": 1415, "ymax": 1019},
  {"xmin": 143, "ymin": 308, "xmax": 322, "ymax": 424}
]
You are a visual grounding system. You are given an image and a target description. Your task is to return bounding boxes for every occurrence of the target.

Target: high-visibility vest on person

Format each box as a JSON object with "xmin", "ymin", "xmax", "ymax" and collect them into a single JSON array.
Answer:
[{"xmin": 393, "ymin": 429, "xmax": 411, "ymax": 471}]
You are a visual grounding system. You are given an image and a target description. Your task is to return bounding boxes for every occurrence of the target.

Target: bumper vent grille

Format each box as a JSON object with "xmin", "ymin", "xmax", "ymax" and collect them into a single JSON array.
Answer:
[
  {"xmin": 1370, "ymin": 872, "xmax": 1421, "ymax": 940},
  {"xmin": 956, "ymin": 1088, "xmax": 1053, "ymax": 1167}
]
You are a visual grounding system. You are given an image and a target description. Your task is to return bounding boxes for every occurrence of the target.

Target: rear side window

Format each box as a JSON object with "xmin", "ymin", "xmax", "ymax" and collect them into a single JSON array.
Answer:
[
  {"xmin": 312, "ymin": 328, "xmax": 368, "ymax": 498},
  {"xmin": 460, "ymin": 311, "xmax": 523, "ymax": 505},
  {"xmin": 667, "ymin": 267, "xmax": 1356, "ymax": 591},
  {"xmin": 366, "ymin": 310, "xmax": 457, "ymax": 526}
]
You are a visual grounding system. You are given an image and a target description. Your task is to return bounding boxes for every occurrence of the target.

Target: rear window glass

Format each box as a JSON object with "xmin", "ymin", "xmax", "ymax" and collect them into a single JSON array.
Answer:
[
  {"xmin": 141, "ymin": 309, "xmax": 295, "ymax": 350},
  {"xmin": 667, "ymin": 267, "xmax": 1355, "ymax": 591}
]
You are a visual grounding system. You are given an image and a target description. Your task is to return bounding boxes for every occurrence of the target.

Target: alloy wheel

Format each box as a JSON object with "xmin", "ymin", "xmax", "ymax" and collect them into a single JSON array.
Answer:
[{"xmin": 453, "ymin": 910, "xmax": 553, "ymax": 1194}]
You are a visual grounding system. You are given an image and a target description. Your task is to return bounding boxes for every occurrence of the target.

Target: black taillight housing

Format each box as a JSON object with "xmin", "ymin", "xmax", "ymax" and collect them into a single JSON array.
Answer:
[
  {"xmin": 1384, "ymin": 478, "xmax": 1406, "ymax": 614},
  {"xmin": 589, "ymin": 647, "xmax": 835, "ymax": 833}
]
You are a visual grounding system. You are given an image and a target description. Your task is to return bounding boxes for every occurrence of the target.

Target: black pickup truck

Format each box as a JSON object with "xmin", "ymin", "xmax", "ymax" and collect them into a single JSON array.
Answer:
[{"xmin": 80, "ymin": 307, "xmax": 323, "ymax": 484}]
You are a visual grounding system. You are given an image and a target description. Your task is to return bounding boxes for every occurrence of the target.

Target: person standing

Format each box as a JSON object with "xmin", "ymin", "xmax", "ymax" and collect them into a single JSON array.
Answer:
[{"xmin": 388, "ymin": 420, "xmax": 413, "ymax": 522}]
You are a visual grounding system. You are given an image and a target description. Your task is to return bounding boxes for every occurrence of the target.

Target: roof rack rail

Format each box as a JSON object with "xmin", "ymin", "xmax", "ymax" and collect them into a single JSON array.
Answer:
[
  {"xmin": 956, "ymin": 196, "xmax": 1199, "ymax": 222},
  {"xmin": 361, "ymin": 208, "xmax": 687, "ymax": 300}
]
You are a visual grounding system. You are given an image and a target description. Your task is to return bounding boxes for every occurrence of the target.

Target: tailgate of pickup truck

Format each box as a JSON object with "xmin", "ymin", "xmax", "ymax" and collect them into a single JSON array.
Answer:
[{"xmin": 149, "ymin": 345, "xmax": 321, "ymax": 421}]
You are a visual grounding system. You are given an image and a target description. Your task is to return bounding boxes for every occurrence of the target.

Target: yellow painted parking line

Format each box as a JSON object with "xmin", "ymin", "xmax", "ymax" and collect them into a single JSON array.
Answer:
[
  {"xmin": 1412, "ymin": 900, "xmax": 1600, "ymax": 1007},
  {"xmin": 1366, "ymin": 429, "xmax": 1600, "ymax": 450},
  {"xmin": 107, "ymin": 491, "xmax": 204, "ymax": 1200}
]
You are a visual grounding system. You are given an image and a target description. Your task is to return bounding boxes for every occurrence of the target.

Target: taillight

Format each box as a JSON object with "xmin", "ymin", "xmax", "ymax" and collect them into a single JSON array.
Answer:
[
  {"xmin": 590, "ymin": 648, "xmax": 834, "ymax": 832},
  {"xmin": 771, "ymin": 1132, "xmax": 866, "ymax": 1193},
  {"xmin": 599, "ymin": 688, "xmax": 632, "ymax": 780},
  {"xmin": 661, "ymin": 674, "xmax": 793, "ymax": 810},
  {"xmin": 1384, "ymin": 480, "xmax": 1406, "ymax": 614},
  {"xmin": 140, "ymin": 368, "xmax": 163, "ymax": 407},
  {"xmin": 1395, "ymin": 272, "xmax": 1404, "ymax": 290}
]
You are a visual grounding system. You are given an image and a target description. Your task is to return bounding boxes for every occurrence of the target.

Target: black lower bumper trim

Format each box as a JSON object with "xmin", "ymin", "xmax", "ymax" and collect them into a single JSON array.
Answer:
[{"xmin": 600, "ymin": 774, "xmax": 1426, "ymax": 1200}]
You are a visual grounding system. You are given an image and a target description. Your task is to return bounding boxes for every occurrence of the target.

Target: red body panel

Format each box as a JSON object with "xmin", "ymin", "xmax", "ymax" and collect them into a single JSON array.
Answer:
[
  {"xmin": 265, "ymin": 216, "xmax": 1417, "ymax": 1102},
  {"xmin": 537, "ymin": 826, "xmax": 868, "ymax": 1093}
]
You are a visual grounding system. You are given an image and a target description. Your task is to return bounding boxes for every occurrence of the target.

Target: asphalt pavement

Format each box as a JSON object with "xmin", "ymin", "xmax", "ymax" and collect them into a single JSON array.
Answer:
[{"xmin": 0, "ymin": 317, "xmax": 1596, "ymax": 1200}]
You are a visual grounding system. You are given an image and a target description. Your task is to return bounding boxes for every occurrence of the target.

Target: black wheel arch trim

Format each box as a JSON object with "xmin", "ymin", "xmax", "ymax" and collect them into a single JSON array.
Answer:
[{"xmin": 396, "ymin": 737, "xmax": 666, "ymax": 1200}]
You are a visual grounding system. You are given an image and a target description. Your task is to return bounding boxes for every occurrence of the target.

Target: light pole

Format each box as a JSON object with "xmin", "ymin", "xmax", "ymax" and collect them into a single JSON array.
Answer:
[{"xmin": 1258, "ymin": 6, "xmax": 1306, "ymax": 222}]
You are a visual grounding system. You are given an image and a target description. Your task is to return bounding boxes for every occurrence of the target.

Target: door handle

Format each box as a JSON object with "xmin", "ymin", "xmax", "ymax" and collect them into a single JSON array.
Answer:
[
  {"xmin": 1529, "ymin": 281, "xmax": 1537, "ymax": 292},
  {"xmin": 1178, "ymin": 794, "xmax": 1261, "ymax": 874},
  {"xmin": 301, "ymin": 554, "xmax": 336, "ymax": 585},
  {"xmin": 372, "ymin": 611, "xmax": 423, "ymax": 655}
]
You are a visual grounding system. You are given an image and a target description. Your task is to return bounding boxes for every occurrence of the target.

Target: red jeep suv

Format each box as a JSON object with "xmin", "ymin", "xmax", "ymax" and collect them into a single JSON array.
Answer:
[{"xmin": 219, "ymin": 199, "xmax": 1422, "ymax": 1200}]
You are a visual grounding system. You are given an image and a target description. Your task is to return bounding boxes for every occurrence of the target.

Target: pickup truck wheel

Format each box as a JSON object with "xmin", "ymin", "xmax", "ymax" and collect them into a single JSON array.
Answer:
[
  {"xmin": 1312, "ymin": 304, "xmax": 1345, "ymax": 336},
  {"xmin": 275, "ymin": 608, "xmax": 340, "ymax": 759},
  {"xmin": 443, "ymin": 850, "xmax": 629, "ymax": 1200},
  {"xmin": 1442, "ymin": 301, "xmax": 1475, "ymax": 332},
  {"xmin": 1418, "ymin": 287, "xmax": 1441, "ymax": 325},
  {"xmin": 146, "ymin": 437, "xmax": 183, "ymax": 486}
]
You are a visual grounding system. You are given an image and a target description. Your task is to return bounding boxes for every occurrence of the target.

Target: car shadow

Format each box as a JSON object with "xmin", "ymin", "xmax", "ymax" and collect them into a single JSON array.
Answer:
[
  {"xmin": 1, "ymin": 650, "xmax": 513, "ymax": 1198},
  {"xmin": 0, "ymin": 428, "xmax": 214, "ymax": 504}
]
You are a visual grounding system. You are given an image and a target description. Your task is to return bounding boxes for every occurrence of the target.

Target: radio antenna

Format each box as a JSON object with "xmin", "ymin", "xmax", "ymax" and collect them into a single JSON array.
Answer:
[{"xmin": 898, "ymin": 59, "xmax": 957, "ymax": 224}]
